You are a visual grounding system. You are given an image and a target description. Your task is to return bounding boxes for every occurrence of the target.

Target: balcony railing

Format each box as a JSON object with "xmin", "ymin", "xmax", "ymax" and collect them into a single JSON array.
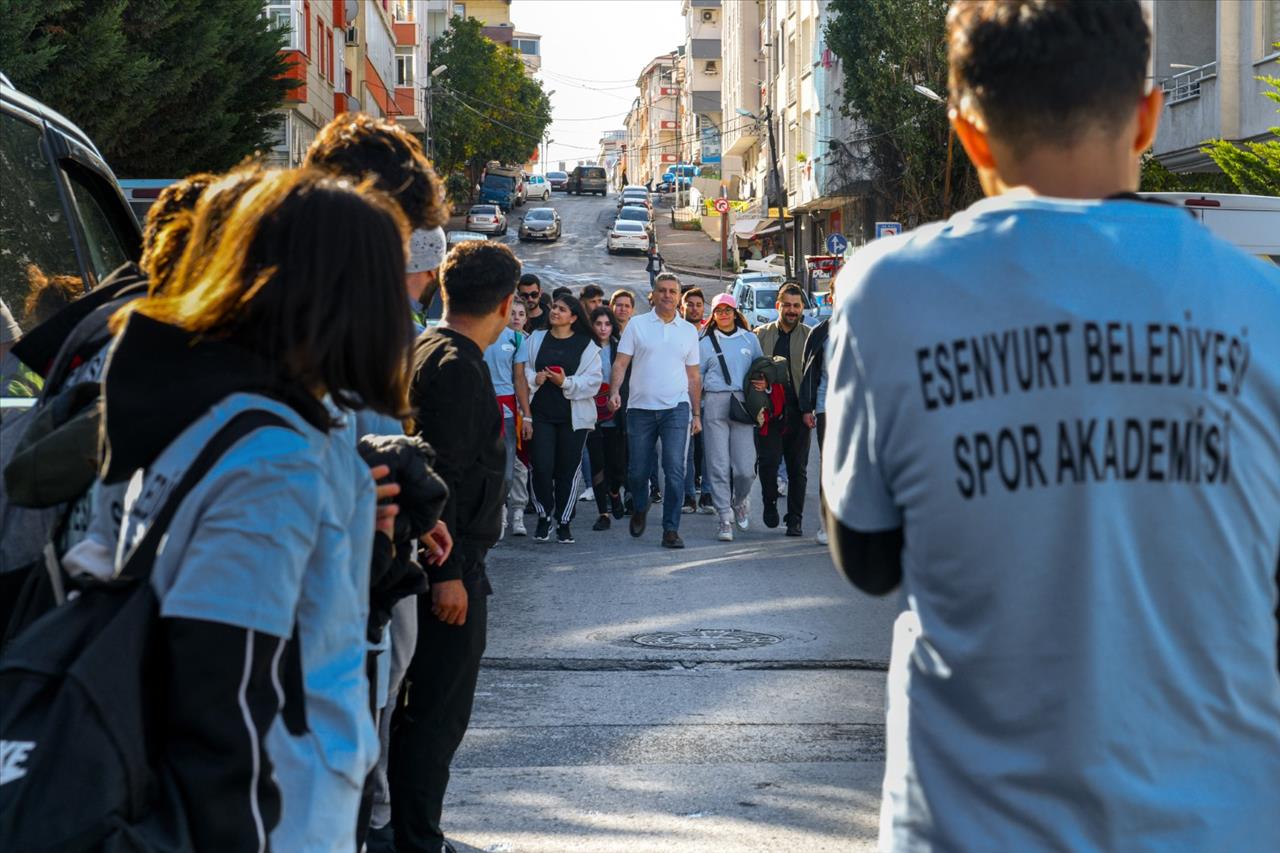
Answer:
[{"xmin": 1162, "ymin": 61, "xmax": 1217, "ymax": 104}]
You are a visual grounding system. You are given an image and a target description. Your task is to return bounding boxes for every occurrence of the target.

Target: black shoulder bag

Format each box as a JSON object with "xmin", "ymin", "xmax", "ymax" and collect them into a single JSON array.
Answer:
[{"xmin": 709, "ymin": 330, "xmax": 756, "ymax": 425}]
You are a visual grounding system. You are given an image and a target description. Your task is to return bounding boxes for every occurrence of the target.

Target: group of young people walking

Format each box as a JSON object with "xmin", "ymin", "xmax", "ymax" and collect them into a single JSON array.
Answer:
[
  {"xmin": 486, "ymin": 269, "xmax": 834, "ymax": 549},
  {"xmin": 0, "ymin": 113, "xmax": 521, "ymax": 853}
]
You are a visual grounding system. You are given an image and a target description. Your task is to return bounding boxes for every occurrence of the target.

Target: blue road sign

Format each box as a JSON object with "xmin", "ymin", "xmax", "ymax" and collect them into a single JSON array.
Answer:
[{"xmin": 825, "ymin": 233, "xmax": 849, "ymax": 255}]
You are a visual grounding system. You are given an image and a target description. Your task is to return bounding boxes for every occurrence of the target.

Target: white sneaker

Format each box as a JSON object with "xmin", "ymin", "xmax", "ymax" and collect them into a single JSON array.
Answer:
[
  {"xmin": 500, "ymin": 506, "xmax": 507, "ymax": 540},
  {"xmin": 579, "ymin": 485, "xmax": 594, "ymax": 501},
  {"xmin": 734, "ymin": 500, "xmax": 750, "ymax": 530},
  {"xmin": 777, "ymin": 476, "xmax": 788, "ymax": 497},
  {"xmin": 717, "ymin": 521, "xmax": 734, "ymax": 542},
  {"xmin": 511, "ymin": 514, "xmax": 527, "ymax": 536},
  {"xmin": 816, "ymin": 526, "xmax": 829, "ymax": 546}
]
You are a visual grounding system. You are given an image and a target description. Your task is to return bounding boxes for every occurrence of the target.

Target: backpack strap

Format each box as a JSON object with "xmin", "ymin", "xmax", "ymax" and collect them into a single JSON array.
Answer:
[
  {"xmin": 118, "ymin": 410, "xmax": 296, "ymax": 582},
  {"xmin": 115, "ymin": 408, "xmax": 312, "ymax": 733},
  {"xmin": 709, "ymin": 329, "xmax": 734, "ymax": 387}
]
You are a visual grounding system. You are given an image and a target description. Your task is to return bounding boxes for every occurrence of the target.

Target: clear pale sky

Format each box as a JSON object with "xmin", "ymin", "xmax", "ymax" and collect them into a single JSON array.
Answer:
[{"xmin": 515, "ymin": 0, "xmax": 684, "ymax": 169}]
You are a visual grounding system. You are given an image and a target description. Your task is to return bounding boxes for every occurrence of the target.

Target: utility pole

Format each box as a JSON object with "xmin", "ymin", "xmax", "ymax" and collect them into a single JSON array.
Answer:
[{"xmin": 763, "ymin": 104, "xmax": 792, "ymax": 280}]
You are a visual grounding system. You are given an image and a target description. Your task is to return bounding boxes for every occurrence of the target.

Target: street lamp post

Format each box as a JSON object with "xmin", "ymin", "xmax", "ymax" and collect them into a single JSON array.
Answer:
[
  {"xmin": 913, "ymin": 84, "xmax": 953, "ymax": 218},
  {"xmin": 737, "ymin": 106, "xmax": 792, "ymax": 280}
]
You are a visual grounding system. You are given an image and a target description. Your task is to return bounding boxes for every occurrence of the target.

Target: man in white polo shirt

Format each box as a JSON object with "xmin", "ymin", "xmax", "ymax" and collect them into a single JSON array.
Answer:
[
  {"xmin": 822, "ymin": 1, "xmax": 1280, "ymax": 849},
  {"xmin": 609, "ymin": 273, "xmax": 701, "ymax": 548}
]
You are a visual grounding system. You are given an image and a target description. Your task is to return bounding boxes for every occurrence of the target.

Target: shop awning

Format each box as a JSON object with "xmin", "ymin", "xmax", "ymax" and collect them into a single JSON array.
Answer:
[{"xmin": 732, "ymin": 217, "xmax": 764, "ymax": 239}]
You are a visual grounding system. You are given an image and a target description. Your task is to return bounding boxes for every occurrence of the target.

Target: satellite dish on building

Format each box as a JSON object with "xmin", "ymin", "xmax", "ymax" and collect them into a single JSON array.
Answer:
[{"xmin": 344, "ymin": 0, "xmax": 358, "ymax": 23}]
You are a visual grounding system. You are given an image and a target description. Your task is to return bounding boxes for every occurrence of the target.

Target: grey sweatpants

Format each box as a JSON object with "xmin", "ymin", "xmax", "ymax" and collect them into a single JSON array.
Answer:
[
  {"xmin": 370, "ymin": 594, "xmax": 418, "ymax": 828},
  {"xmin": 702, "ymin": 391, "xmax": 758, "ymax": 523}
]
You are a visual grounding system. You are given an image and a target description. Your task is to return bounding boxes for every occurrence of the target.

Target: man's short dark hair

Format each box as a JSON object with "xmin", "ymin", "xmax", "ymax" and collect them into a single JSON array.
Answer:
[
  {"xmin": 440, "ymin": 241, "xmax": 520, "ymax": 317},
  {"xmin": 518, "ymin": 272, "xmax": 541, "ymax": 292},
  {"xmin": 304, "ymin": 113, "xmax": 448, "ymax": 228},
  {"xmin": 682, "ymin": 287, "xmax": 704, "ymax": 304},
  {"xmin": 550, "ymin": 286, "xmax": 572, "ymax": 301},
  {"xmin": 580, "ymin": 283, "xmax": 605, "ymax": 301},
  {"xmin": 947, "ymin": 0, "xmax": 1149, "ymax": 148},
  {"xmin": 778, "ymin": 283, "xmax": 806, "ymax": 302},
  {"xmin": 610, "ymin": 288, "xmax": 635, "ymax": 307}
]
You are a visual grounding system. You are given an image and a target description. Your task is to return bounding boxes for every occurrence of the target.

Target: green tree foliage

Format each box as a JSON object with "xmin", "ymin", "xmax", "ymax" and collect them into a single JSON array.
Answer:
[
  {"xmin": 824, "ymin": 0, "xmax": 981, "ymax": 225},
  {"xmin": 1138, "ymin": 153, "xmax": 1236, "ymax": 194},
  {"xmin": 1201, "ymin": 56, "xmax": 1280, "ymax": 196},
  {"xmin": 429, "ymin": 17, "xmax": 551, "ymax": 188},
  {"xmin": 1, "ymin": 0, "xmax": 289, "ymax": 177}
]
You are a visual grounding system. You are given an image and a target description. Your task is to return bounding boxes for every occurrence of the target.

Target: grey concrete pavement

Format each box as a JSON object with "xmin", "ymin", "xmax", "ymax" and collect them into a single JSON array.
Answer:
[{"xmin": 436, "ymin": 190, "xmax": 896, "ymax": 852}]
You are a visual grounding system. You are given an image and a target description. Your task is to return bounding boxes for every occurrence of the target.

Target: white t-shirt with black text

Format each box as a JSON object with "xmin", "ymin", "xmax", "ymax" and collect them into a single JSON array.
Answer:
[{"xmin": 823, "ymin": 190, "xmax": 1280, "ymax": 850}]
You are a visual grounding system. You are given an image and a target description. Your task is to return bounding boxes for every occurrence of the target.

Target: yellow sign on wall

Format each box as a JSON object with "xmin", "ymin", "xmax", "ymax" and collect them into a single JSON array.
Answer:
[{"xmin": 701, "ymin": 199, "xmax": 754, "ymax": 216}]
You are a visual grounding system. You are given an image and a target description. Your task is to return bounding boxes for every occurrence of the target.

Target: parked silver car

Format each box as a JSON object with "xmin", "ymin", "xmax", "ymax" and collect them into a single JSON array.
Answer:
[{"xmin": 518, "ymin": 207, "xmax": 561, "ymax": 242}]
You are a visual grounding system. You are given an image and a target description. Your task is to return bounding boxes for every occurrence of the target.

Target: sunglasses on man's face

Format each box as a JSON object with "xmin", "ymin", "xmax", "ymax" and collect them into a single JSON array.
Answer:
[{"xmin": 520, "ymin": 291, "xmax": 540, "ymax": 300}]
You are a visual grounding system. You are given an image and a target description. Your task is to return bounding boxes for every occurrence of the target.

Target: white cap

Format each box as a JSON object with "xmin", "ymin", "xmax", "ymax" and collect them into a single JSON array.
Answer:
[{"xmin": 406, "ymin": 227, "xmax": 447, "ymax": 274}]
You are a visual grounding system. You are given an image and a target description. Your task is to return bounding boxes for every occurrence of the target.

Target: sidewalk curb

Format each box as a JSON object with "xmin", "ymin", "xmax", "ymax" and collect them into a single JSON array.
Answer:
[{"xmin": 664, "ymin": 262, "xmax": 736, "ymax": 285}]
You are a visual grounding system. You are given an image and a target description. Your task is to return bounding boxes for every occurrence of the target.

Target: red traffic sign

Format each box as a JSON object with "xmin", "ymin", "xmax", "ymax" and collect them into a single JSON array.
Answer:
[{"xmin": 713, "ymin": 197, "xmax": 730, "ymax": 214}]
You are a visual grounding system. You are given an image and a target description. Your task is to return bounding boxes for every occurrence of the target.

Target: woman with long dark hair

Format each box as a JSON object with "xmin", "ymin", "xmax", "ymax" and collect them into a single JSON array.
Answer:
[
  {"xmin": 586, "ymin": 305, "xmax": 625, "ymax": 529},
  {"xmin": 699, "ymin": 293, "xmax": 762, "ymax": 541},
  {"xmin": 93, "ymin": 169, "xmax": 411, "ymax": 849},
  {"xmin": 524, "ymin": 293, "xmax": 602, "ymax": 543}
]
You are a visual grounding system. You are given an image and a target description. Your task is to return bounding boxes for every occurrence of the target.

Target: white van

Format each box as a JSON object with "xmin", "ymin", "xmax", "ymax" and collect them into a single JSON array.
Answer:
[{"xmin": 1137, "ymin": 192, "xmax": 1280, "ymax": 265}]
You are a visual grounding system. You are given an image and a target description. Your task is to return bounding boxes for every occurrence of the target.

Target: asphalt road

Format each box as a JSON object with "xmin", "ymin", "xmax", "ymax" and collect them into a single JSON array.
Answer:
[{"xmin": 444, "ymin": 191, "xmax": 898, "ymax": 853}]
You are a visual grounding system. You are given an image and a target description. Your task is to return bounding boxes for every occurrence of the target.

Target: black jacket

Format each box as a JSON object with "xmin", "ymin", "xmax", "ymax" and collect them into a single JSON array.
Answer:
[
  {"xmin": 798, "ymin": 319, "xmax": 830, "ymax": 415},
  {"xmin": 410, "ymin": 328, "xmax": 505, "ymax": 594}
]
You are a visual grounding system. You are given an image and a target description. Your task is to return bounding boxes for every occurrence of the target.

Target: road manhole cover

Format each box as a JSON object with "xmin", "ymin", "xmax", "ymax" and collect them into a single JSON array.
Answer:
[{"xmin": 630, "ymin": 628, "xmax": 783, "ymax": 651}]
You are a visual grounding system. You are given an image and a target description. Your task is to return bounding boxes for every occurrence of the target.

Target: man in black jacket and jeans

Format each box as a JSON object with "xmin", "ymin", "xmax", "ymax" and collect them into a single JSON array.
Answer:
[{"xmin": 391, "ymin": 241, "xmax": 520, "ymax": 853}]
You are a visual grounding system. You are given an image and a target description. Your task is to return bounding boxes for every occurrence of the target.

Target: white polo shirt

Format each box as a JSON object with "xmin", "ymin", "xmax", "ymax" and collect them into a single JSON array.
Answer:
[{"xmin": 618, "ymin": 309, "xmax": 700, "ymax": 410}]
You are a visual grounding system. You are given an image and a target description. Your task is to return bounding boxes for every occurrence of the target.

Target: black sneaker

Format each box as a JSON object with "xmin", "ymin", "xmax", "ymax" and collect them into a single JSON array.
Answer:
[
  {"xmin": 534, "ymin": 517, "xmax": 552, "ymax": 541},
  {"xmin": 699, "ymin": 493, "xmax": 714, "ymax": 514},
  {"xmin": 661, "ymin": 530, "xmax": 685, "ymax": 549},
  {"xmin": 650, "ymin": 486, "xmax": 662, "ymax": 504},
  {"xmin": 366, "ymin": 822, "xmax": 395, "ymax": 853},
  {"xmin": 557, "ymin": 524, "xmax": 575, "ymax": 544},
  {"xmin": 630, "ymin": 507, "xmax": 648, "ymax": 538},
  {"xmin": 610, "ymin": 492, "xmax": 625, "ymax": 520},
  {"xmin": 763, "ymin": 502, "xmax": 780, "ymax": 529},
  {"xmin": 592, "ymin": 514, "xmax": 611, "ymax": 531},
  {"xmin": 682, "ymin": 496, "xmax": 697, "ymax": 514},
  {"xmin": 785, "ymin": 522, "xmax": 802, "ymax": 537}
]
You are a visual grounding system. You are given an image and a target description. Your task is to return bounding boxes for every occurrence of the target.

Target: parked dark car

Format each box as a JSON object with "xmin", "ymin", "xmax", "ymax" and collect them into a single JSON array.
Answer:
[
  {"xmin": 567, "ymin": 165, "xmax": 608, "ymax": 196},
  {"xmin": 1, "ymin": 73, "xmax": 141, "ymax": 406},
  {"xmin": 518, "ymin": 207, "xmax": 561, "ymax": 242},
  {"xmin": 547, "ymin": 170, "xmax": 569, "ymax": 191}
]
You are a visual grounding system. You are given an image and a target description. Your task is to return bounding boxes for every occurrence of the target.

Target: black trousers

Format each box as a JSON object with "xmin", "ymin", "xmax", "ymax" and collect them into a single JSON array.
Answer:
[
  {"xmin": 590, "ymin": 425, "xmax": 627, "ymax": 512},
  {"xmin": 389, "ymin": 583, "xmax": 488, "ymax": 853},
  {"xmin": 756, "ymin": 412, "xmax": 812, "ymax": 525},
  {"xmin": 816, "ymin": 413, "xmax": 827, "ymax": 506},
  {"xmin": 530, "ymin": 420, "xmax": 589, "ymax": 526}
]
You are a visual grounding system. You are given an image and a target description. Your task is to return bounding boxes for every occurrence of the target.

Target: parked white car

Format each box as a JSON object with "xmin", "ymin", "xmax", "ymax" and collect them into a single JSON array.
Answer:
[
  {"xmin": 606, "ymin": 220, "xmax": 651, "ymax": 254},
  {"xmin": 1137, "ymin": 192, "xmax": 1280, "ymax": 265},
  {"xmin": 743, "ymin": 253, "xmax": 789, "ymax": 276},
  {"xmin": 525, "ymin": 174, "xmax": 552, "ymax": 201},
  {"xmin": 465, "ymin": 204, "xmax": 507, "ymax": 235},
  {"xmin": 617, "ymin": 204, "xmax": 654, "ymax": 239},
  {"xmin": 446, "ymin": 230, "xmax": 489, "ymax": 247}
]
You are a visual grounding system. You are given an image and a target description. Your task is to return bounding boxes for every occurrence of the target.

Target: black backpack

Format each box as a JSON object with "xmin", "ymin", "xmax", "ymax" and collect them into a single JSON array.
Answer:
[{"xmin": 0, "ymin": 409, "xmax": 302, "ymax": 851}]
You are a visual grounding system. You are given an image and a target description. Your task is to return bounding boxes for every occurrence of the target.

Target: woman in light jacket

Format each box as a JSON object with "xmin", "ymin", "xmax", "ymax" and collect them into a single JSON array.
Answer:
[
  {"xmin": 524, "ymin": 293, "xmax": 603, "ymax": 543},
  {"xmin": 699, "ymin": 293, "xmax": 763, "ymax": 541},
  {"xmin": 62, "ymin": 169, "xmax": 413, "ymax": 851}
]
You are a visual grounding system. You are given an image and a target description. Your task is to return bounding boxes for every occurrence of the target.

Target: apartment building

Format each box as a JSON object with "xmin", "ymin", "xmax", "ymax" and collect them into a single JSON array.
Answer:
[
  {"xmin": 392, "ymin": 0, "xmax": 430, "ymax": 133},
  {"xmin": 265, "ymin": 0, "xmax": 347, "ymax": 166},
  {"xmin": 346, "ymin": 0, "xmax": 399, "ymax": 123},
  {"xmin": 1149, "ymin": 0, "xmax": 1279, "ymax": 172},
  {"xmin": 426, "ymin": 0, "xmax": 512, "ymax": 38},
  {"xmin": 681, "ymin": 0, "xmax": 723, "ymax": 168},
  {"xmin": 599, "ymin": 129, "xmax": 627, "ymax": 185},
  {"xmin": 625, "ymin": 53, "xmax": 681, "ymax": 186},
  {"xmin": 720, "ymin": 0, "xmax": 764, "ymax": 201}
]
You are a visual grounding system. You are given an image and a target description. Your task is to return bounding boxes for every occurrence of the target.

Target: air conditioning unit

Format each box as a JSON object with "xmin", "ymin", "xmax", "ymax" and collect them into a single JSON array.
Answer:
[
  {"xmin": 701, "ymin": 9, "xmax": 714, "ymax": 22},
  {"xmin": 346, "ymin": 25, "xmax": 359, "ymax": 45},
  {"xmin": 704, "ymin": 61, "xmax": 718, "ymax": 74}
]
